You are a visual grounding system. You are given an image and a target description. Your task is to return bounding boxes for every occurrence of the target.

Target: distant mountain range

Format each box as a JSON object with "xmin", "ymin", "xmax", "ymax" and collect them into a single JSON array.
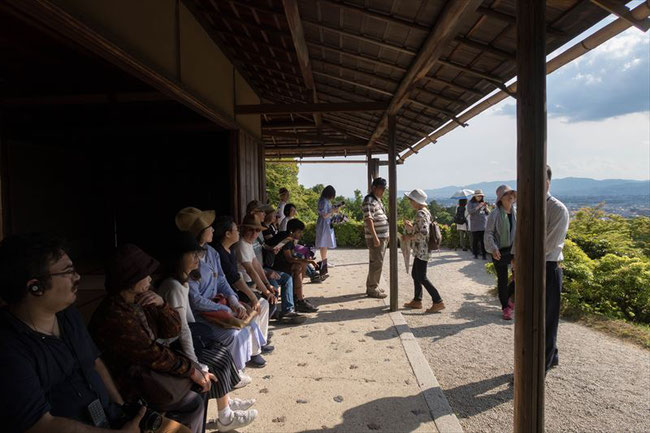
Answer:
[{"xmin": 402, "ymin": 177, "xmax": 650, "ymax": 201}]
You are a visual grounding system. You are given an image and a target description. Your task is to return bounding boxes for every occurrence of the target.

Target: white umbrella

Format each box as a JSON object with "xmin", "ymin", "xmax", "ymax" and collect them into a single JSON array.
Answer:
[{"xmin": 450, "ymin": 189, "xmax": 475, "ymax": 199}]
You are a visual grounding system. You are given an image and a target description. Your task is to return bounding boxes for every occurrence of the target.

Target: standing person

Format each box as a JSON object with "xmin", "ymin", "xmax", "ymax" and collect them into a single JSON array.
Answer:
[
  {"xmin": 544, "ymin": 165, "xmax": 570, "ymax": 372},
  {"xmin": 315, "ymin": 185, "xmax": 338, "ymax": 276},
  {"xmin": 363, "ymin": 177, "xmax": 389, "ymax": 299},
  {"xmin": 454, "ymin": 198, "xmax": 470, "ymax": 251},
  {"xmin": 485, "ymin": 185, "xmax": 517, "ymax": 320},
  {"xmin": 402, "ymin": 189, "xmax": 446, "ymax": 313},
  {"xmin": 279, "ymin": 203, "xmax": 297, "ymax": 232},
  {"xmin": 275, "ymin": 188, "xmax": 290, "ymax": 227},
  {"xmin": 157, "ymin": 231, "xmax": 258, "ymax": 432},
  {"xmin": 468, "ymin": 190, "xmax": 489, "ymax": 259}
]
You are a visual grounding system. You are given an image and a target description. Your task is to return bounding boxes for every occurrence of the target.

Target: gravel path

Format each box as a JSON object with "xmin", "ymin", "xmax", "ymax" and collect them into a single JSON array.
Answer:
[{"xmin": 330, "ymin": 248, "xmax": 650, "ymax": 433}]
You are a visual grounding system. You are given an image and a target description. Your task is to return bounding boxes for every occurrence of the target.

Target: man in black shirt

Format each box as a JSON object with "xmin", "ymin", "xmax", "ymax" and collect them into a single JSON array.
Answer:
[{"xmin": 0, "ymin": 233, "xmax": 148, "ymax": 433}]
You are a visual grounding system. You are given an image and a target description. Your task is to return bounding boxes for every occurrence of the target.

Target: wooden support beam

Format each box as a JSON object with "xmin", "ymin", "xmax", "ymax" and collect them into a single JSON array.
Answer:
[
  {"xmin": 454, "ymin": 35, "xmax": 516, "ymax": 61},
  {"xmin": 477, "ymin": 6, "xmax": 565, "ymax": 36},
  {"xmin": 590, "ymin": 0, "xmax": 650, "ymax": 32},
  {"xmin": 265, "ymin": 144, "xmax": 369, "ymax": 153},
  {"xmin": 0, "ymin": 92, "xmax": 170, "ymax": 106},
  {"xmin": 367, "ymin": 0, "xmax": 484, "ymax": 147},
  {"xmin": 388, "ymin": 114, "xmax": 398, "ymax": 312},
  {"xmin": 514, "ymin": 0, "xmax": 547, "ymax": 431},
  {"xmin": 283, "ymin": 0, "xmax": 322, "ymax": 127},
  {"xmin": 267, "ymin": 159, "xmax": 385, "ymax": 164},
  {"xmin": 264, "ymin": 131, "xmax": 366, "ymax": 145},
  {"xmin": 437, "ymin": 59, "xmax": 504, "ymax": 85},
  {"xmin": 236, "ymin": 102, "xmax": 388, "ymax": 114},
  {"xmin": 262, "ymin": 121, "xmax": 316, "ymax": 129}
]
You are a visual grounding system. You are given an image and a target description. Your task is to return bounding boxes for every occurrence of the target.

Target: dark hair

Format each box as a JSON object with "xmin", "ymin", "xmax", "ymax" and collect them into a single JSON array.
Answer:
[
  {"xmin": 287, "ymin": 218, "xmax": 306, "ymax": 232},
  {"xmin": 321, "ymin": 185, "xmax": 336, "ymax": 200},
  {"xmin": 161, "ymin": 232, "xmax": 203, "ymax": 285},
  {"xmin": 459, "ymin": 198, "xmax": 468, "ymax": 206},
  {"xmin": 547, "ymin": 165, "xmax": 552, "ymax": 181},
  {"xmin": 0, "ymin": 233, "xmax": 66, "ymax": 304},
  {"xmin": 470, "ymin": 196, "xmax": 483, "ymax": 203},
  {"xmin": 213, "ymin": 216, "xmax": 235, "ymax": 242},
  {"xmin": 279, "ymin": 187, "xmax": 288, "ymax": 195},
  {"xmin": 283, "ymin": 203, "xmax": 296, "ymax": 217},
  {"xmin": 371, "ymin": 177, "xmax": 387, "ymax": 188}
]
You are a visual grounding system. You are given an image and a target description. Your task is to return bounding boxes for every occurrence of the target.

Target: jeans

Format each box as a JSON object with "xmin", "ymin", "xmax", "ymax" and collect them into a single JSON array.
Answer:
[
  {"xmin": 546, "ymin": 262, "xmax": 563, "ymax": 371},
  {"xmin": 269, "ymin": 271, "xmax": 295, "ymax": 313},
  {"xmin": 492, "ymin": 248, "xmax": 514, "ymax": 309},
  {"xmin": 411, "ymin": 257, "xmax": 442, "ymax": 303},
  {"xmin": 472, "ymin": 231, "xmax": 486, "ymax": 258},
  {"xmin": 458, "ymin": 230, "xmax": 469, "ymax": 249}
]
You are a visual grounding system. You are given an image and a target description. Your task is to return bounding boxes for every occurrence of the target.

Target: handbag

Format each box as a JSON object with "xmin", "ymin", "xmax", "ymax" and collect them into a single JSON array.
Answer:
[
  {"xmin": 200, "ymin": 294, "xmax": 259, "ymax": 329},
  {"xmin": 129, "ymin": 363, "xmax": 194, "ymax": 411}
]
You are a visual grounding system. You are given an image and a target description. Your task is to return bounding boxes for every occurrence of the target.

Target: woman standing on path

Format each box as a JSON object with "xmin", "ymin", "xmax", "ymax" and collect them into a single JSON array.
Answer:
[
  {"xmin": 454, "ymin": 198, "xmax": 470, "ymax": 251},
  {"xmin": 485, "ymin": 185, "xmax": 517, "ymax": 320},
  {"xmin": 315, "ymin": 185, "xmax": 339, "ymax": 276},
  {"xmin": 402, "ymin": 189, "xmax": 446, "ymax": 313},
  {"xmin": 468, "ymin": 190, "xmax": 489, "ymax": 260}
]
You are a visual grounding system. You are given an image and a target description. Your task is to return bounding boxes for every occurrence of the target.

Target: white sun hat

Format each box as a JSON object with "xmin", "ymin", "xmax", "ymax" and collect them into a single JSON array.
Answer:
[{"xmin": 404, "ymin": 189, "xmax": 428, "ymax": 206}]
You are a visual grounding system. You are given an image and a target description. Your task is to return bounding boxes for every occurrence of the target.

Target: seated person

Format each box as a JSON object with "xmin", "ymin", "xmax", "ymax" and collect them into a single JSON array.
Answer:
[
  {"xmin": 175, "ymin": 207, "xmax": 267, "ymax": 369},
  {"xmin": 211, "ymin": 216, "xmax": 274, "ymax": 352},
  {"xmin": 0, "ymin": 233, "xmax": 188, "ymax": 433},
  {"xmin": 157, "ymin": 232, "xmax": 257, "ymax": 432},
  {"xmin": 262, "ymin": 208, "xmax": 278, "ymax": 241},
  {"xmin": 279, "ymin": 203, "xmax": 297, "ymax": 232},
  {"xmin": 267, "ymin": 219, "xmax": 319, "ymax": 313},
  {"xmin": 89, "ymin": 244, "xmax": 209, "ymax": 433},
  {"xmin": 236, "ymin": 215, "xmax": 306, "ymax": 324}
]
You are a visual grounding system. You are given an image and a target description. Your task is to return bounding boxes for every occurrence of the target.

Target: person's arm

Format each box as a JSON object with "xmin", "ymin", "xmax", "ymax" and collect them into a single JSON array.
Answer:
[
  {"xmin": 187, "ymin": 280, "xmax": 231, "ymax": 313},
  {"xmin": 546, "ymin": 201, "xmax": 570, "ymax": 256},
  {"xmin": 468, "ymin": 202, "xmax": 481, "ymax": 216},
  {"xmin": 319, "ymin": 199, "xmax": 338, "ymax": 219},
  {"xmin": 94, "ymin": 358, "xmax": 124, "ymax": 405},
  {"xmin": 243, "ymin": 260, "xmax": 276, "ymax": 303},
  {"xmin": 484, "ymin": 212, "xmax": 500, "ymax": 257},
  {"xmin": 161, "ymin": 284, "xmax": 199, "ymax": 363},
  {"xmin": 363, "ymin": 200, "xmax": 380, "ymax": 246},
  {"xmin": 27, "ymin": 411, "xmax": 144, "ymax": 433},
  {"xmin": 232, "ymin": 278, "xmax": 260, "ymax": 310}
]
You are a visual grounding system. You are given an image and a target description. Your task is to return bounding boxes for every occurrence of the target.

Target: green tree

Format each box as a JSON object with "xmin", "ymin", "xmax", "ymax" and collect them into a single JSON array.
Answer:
[{"xmin": 265, "ymin": 160, "xmax": 319, "ymax": 222}]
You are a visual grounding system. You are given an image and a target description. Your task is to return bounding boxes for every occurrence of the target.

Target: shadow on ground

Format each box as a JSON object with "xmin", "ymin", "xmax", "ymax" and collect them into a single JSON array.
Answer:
[
  {"xmin": 444, "ymin": 374, "xmax": 514, "ymax": 419},
  {"xmin": 298, "ymin": 394, "xmax": 442, "ymax": 433}
]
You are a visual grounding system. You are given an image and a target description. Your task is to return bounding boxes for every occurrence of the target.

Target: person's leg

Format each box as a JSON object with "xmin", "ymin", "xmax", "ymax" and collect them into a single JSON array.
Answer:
[
  {"xmin": 546, "ymin": 262, "xmax": 562, "ymax": 371},
  {"xmin": 277, "ymin": 272, "xmax": 295, "ymax": 313},
  {"xmin": 366, "ymin": 239, "xmax": 381, "ymax": 294},
  {"xmin": 291, "ymin": 263, "xmax": 304, "ymax": 300},
  {"xmin": 319, "ymin": 247, "xmax": 329, "ymax": 275},
  {"xmin": 415, "ymin": 258, "xmax": 443, "ymax": 303},
  {"xmin": 411, "ymin": 259, "xmax": 423, "ymax": 301},
  {"xmin": 471, "ymin": 232, "xmax": 479, "ymax": 258},
  {"xmin": 164, "ymin": 391, "xmax": 206, "ymax": 433},
  {"xmin": 478, "ymin": 231, "xmax": 487, "ymax": 258},
  {"xmin": 494, "ymin": 254, "xmax": 510, "ymax": 309},
  {"xmin": 254, "ymin": 298, "xmax": 270, "ymax": 345}
]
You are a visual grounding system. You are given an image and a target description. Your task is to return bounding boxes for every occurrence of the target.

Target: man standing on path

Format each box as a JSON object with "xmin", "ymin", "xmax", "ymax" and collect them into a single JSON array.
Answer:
[
  {"xmin": 363, "ymin": 177, "xmax": 389, "ymax": 299},
  {"xmin": 545, "ymin": 165, "xmax": 570, "ymax": 373}
]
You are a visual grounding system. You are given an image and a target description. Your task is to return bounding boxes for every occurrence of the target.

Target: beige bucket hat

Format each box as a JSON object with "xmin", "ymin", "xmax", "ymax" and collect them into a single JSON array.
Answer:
[{"xmin": 175, "ymin": 207, "xmax": 216, "ymax": 238}]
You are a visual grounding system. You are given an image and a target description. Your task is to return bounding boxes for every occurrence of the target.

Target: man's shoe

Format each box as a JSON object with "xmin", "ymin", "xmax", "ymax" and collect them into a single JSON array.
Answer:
[
  {"xmin": 216, "ymin": 409, "xmax": 258, "ymax": 432},
  {"xmin": 234, "ymin": 371, "xmax": 252, "ymax": 389},
  {"xmin": 261, "ymin": 345, "xmax": 275, "ymax": 354},
  {"xmin": 229, "ymin": 397, "xmax": 256, "ymax": 411},
  {"xmin": 295, "ymin": 299, "xmax": 318, "ymax": 313},
  {"xmin": 425, "ymin": 301, "xmax": 446, "ymax": 313},
  {"xmin": 279, "ymin": 310, "xmax": 308, "ymax": 324},
  {"xmin": 403, "ymin": 300, "xmax": 423, "ymax": 309},
  {"xmin": 246, "ymin": 354, "xmax": 266, "ymax": 368},
  {"xmin": 367, "ymin": 291, "xmax": 387, "ymax": 299}
]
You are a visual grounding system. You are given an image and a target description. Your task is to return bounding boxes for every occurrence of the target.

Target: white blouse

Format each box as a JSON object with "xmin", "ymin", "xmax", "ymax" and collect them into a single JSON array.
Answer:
[{"xmin": 158, "ymin": 277, "xmax": 199, "ymax": 363}]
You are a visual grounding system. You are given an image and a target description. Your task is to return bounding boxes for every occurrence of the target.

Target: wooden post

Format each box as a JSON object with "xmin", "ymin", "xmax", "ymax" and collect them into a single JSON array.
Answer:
[
  {"xmin": 387, "ymin": 115, "xmax": 398, "ymax": 312},
  {"xmin": 514, "ymin": 1, "xmax": 547, "ymax": 432},
  {"xmin": 367, "ymin": 151, "xmax": 373, "ymax": 193}
]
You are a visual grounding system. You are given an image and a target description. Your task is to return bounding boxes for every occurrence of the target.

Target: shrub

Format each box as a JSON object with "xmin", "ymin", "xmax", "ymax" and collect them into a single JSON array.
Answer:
[
  {"xmin": 301, "ymin": 221, "xmax": 365, "ymax": 248},
  {"xmin": 440, "ymin": 224, "xmax": 460, "ymax": 249}
]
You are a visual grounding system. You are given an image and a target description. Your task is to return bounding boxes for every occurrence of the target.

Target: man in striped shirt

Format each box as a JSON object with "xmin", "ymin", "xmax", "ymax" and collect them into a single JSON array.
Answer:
[{"xmin": 362, "ymin": 177, "xmax": 389, "ymax": 299}]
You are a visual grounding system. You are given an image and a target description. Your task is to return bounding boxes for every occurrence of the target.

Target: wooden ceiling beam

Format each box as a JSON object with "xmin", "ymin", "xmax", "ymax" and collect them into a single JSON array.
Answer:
[
  {"xmin": 590, "ymin": 0, "xmax": 650, "ymax": 32},
  {"xmin": 367, "ymin": 0, "xmax": 484, "ymax": 147},
  {"xmin": 476, "ymin": 6, "xmax": 566, "ymax": 36},
  {"xmin": 0, "ymin": 91, "xmax": 169, "ymax": 106},
  {"xmin": 235, "ymin": 101, "xmax": 389, "ymax": 114}
]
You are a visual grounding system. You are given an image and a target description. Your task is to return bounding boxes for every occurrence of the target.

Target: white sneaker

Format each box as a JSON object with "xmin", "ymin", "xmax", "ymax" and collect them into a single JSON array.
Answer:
[
  {"xmin": 230, "ymin": 397, "xmax": 256, "ymax": 411},
  {"xmin": 234, "ymin": 371, "xmax": 252, "ymax": 389},
  {"xmin": 217, "ymin": 409, "xmax": 258, "ymax": 431}
]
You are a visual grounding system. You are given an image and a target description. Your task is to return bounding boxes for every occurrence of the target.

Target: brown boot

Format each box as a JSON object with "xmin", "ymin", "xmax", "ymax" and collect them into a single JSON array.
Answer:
[
  {"xmin": 425, "ymin": 301, "xmax": 446, "ymax": 313},
  {"xmin": 403, "ymin": 300, "xmax": 423, "ymax": 309}
]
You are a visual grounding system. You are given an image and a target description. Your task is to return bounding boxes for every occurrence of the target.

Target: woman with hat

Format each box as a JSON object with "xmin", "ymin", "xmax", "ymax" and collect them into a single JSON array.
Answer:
[
  {"xmin": 315, "ymin": 185, "xmax": 339, "ymax": 276},
  {"xmin": 175, "ymin": 207, "xmax": 267, "ymax": 369},
  {"xmin": 89, "ymin": 244, "xmax": 209, "ymax": 433},
  {"xmin": 485, "ymin": 185, "xmax": 517, "ymax": 320},
  {"xmin": 158, "ymin": 231, "xmax": 258, "ymax": 432},
  {"xmin": 401, "ymin": 189, "xmax": 446, "ymax": 313},
  {"xmin": 468, "ymin": 189, "xmax": 490, "ymax": 260}
]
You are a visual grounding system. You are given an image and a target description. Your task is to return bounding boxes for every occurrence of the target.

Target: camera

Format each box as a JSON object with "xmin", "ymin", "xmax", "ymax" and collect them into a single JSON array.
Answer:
[{"xmin": 121, "ymin": 399, "xmax": 163, "ymax": 432}]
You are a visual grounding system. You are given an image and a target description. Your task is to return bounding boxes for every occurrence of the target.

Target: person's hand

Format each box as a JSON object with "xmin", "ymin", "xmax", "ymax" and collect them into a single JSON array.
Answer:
[
  {"xmin": 136, "ymin": 291, "xmax": 164, "ymax": 307},
  {"xmin": 493, "ymin": 250, "xmax": 501, "ymax": 261},
  {"xmin": 267, "ymin": 270, "xmax": 280, "ymax": 280},
  {"xmin": 234, "ymin": 304, "xmax": 248, "ymax": 319},
  {"xmin": 190, "ymin": 368, "xmax": 211, "ymax": 393},
  {"xmin": 308, "ymin": 260, "xmax": 318, "ymax": 268},
  {"xmin": 119, "ymin": 406, "xmax": 145, "ymax": 433},
  {"xmin": 333, "ymin": 207, "xmax": 340, "ymax": 214},
  {"xmin": 373, "ymin": 237, "xmax": 380, "ymax": 247},
  {"xmin": 265, "ymin": 291, "xmax": 277, "ymax": 305},
  {"xmin": 267, "ymin": 283, "xmax": 279, "ymax": 296},
  {"xmin": 207, "ymin": 372, "xmax": 218, "ymax": 384},
  {"xmin": 404, "ymin": 220, "xmax": 413, "ymax": 228}
]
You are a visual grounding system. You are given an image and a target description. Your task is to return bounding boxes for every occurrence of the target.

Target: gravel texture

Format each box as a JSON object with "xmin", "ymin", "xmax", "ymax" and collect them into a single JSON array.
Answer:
[{"xmin": 333, "ymin": 248, "xmax": 650, "ymax": 433}]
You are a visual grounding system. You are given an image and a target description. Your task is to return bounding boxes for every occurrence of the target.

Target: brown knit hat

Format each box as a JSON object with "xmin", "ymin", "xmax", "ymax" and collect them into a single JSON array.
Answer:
[
  {"xmin": 105, "ymin": 244, "xmax": 159, "ymax": 294},
  {"xmin": 175, "ymin": 207, "xmax": 216, "ymax": 238}
]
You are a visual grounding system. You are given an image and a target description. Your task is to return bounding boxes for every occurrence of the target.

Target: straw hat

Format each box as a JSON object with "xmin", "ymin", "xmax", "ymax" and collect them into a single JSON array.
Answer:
[
  {"xmin": 404, "ymin": 189, "xmax": 428, "ymax": 206},
  {"xmin": 473, "ymin": 189, "xmax": 484, "ymax": 198},
  {"xmin": 496, "ymin": 185, "xmax": 516, "ymax": 203},
  {"xmin": 175, "ymin": 207, "xmax": 216, "ymax": 238},
  {"xmin": 246, "ymin": 200, "xmax": 274, "ymax": 214},
  {"xmin": 240, "ymin": 214, "xmax": 266, "ymax": 231}
]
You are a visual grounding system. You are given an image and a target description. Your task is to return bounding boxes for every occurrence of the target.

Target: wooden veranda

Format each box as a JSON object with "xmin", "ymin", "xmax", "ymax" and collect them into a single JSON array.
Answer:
[{"xmin": 1, "ymin": 0, "xmax": 649, "ymax": 431}]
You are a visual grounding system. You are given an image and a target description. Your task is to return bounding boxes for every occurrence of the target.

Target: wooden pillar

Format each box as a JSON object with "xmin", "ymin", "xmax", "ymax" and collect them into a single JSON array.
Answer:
[
  {"xmin": 387, "ymin": 115, "xmax": 398, "ymax": 312},
  {"xmin": 367, "ymin": 151, "xmax": 373, "ymax": 193},
  {"xmin": 514, "ymin": 0, "xmax": 547, "ymax": 432}
]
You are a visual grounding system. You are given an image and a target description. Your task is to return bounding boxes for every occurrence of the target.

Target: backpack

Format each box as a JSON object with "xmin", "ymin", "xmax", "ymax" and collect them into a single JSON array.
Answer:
[
  {"xmin": 428, "ymin": 221, "xmax": 442, "ymax": 251},
  {"xmin": 453, "ymin": 206, "xmax": 467, "ymax": 225}
]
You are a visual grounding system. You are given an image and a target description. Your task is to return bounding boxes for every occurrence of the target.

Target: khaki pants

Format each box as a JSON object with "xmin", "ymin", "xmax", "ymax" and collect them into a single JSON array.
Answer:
[{"xmin": 366, "ymin": 238, "xmax": 387, "ymax": 294}]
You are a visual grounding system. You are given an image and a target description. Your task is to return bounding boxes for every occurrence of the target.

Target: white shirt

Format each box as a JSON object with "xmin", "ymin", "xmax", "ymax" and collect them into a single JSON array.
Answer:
[
  {"xmin": 276, "ymin": 201, "xmax": 287, "ymax": 226},
  {"xmin": 546, "ymin": 193, "xmax": 570, "ymax": 262},
  {"xmin": 279, "ymin": 216, "xmax": 293, "ymax": 232},
  {"xmin": 157, "ymin": 278, "xmax": 198, "ymax": 363},
  {"xmin": 235, "ymin": 240, "xmax": 256, "ymax": 283}
]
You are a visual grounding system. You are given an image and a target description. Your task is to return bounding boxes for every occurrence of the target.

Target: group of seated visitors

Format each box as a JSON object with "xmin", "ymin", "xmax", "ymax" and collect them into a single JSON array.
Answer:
[{"xmin": 0, "ymin": 198, "xmax": 324, "ymax": 433}]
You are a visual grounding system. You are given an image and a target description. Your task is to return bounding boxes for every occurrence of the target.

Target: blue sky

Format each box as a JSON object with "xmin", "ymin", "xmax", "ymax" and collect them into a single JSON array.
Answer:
[{"xmin": 297, "ymin": 4, "xmax": 650, "ymax": 197}]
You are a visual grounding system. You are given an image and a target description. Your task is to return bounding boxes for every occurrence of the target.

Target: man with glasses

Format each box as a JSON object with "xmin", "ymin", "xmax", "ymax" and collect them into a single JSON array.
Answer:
[
  {"xmin": 363, "ymin": 178, "xmax": 389, "ymax": 299},
  {"xmin": 0, "ymin": 233, "xmax": 158, "ymax": 433}
]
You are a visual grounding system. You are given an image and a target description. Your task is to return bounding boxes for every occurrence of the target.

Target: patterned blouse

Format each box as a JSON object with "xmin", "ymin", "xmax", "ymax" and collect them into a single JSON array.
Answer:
[
  {"xmin": 410, "ymin": 208, "xmax": 432, "ymax": 261},
  {"xmin": 89, "ymin": 295, "xmax": 193, "ymax": 401}
]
